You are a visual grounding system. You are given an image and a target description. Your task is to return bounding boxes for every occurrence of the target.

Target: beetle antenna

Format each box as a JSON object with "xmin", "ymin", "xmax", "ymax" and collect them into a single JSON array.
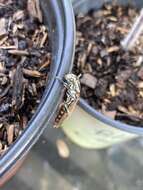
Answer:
[{"xmin": 78, "ymin": 74, "xmax": 82, "ymax": 79}]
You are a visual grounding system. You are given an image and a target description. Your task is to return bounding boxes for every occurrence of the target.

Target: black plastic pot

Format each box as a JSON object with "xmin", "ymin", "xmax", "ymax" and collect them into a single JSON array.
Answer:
[
  {"xmin": 0, "ymin": 0, "xmax": 75, "ymax": 185},
  {"xmin": 63, "ymin": 0, "xmax": 143, "ymax": 149}
]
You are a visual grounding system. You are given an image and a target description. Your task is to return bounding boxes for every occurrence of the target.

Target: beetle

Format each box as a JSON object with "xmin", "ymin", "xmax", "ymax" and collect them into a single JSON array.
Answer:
[{"xmin": 54, "ymin": 74, "xmax": 81, "ymax": 128}]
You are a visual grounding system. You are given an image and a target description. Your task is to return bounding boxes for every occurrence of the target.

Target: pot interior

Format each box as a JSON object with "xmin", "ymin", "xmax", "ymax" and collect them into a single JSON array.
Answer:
[{"xmin": 73, "ymin": 0, "xmax": 143, "ymax": 131}]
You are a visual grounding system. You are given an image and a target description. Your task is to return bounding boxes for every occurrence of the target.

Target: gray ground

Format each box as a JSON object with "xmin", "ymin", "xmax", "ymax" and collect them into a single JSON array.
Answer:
[{"xmin": 1, "ymin": 126, "xmax": 143, "ymax": 190}]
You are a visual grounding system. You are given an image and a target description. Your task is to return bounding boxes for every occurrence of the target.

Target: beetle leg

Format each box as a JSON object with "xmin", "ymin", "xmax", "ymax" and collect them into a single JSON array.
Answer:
[
  {"xmin": 64, "ymin": 104, "xmax": 70, "ymax": 115},
  {"xmin": 56, "ymin": 77, "xmax": 70, "ymax": 89}
]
